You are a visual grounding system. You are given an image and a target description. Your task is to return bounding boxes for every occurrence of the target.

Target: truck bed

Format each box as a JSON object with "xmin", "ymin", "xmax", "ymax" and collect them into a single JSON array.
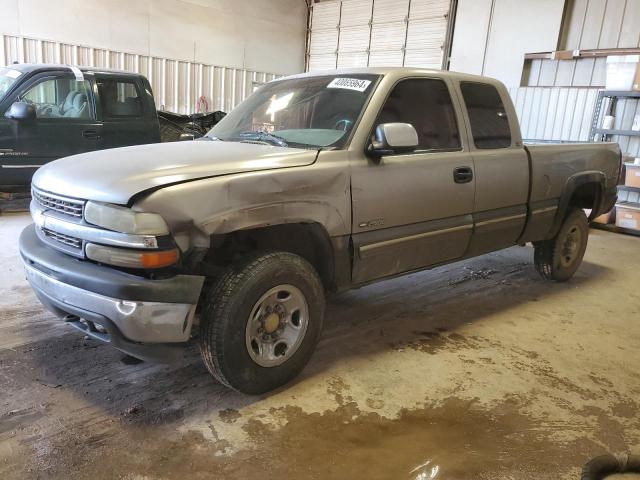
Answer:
[{"xmin": 524, "ymin": 142, "xmax": 620, "ymax": 205}]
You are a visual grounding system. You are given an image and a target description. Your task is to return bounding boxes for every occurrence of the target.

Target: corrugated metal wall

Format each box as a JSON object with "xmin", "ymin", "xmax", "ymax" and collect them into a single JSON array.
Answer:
[
  {"xmin": 509, "ymin": 86, "xmax": 640, "ymax": 157},
  {"xmin": 509, "ymin": 86, "xmax": 599, "ymax": 141},
  {"xmin": 1, "ymin": 33, "xmax": 282, "ymax": 114}
]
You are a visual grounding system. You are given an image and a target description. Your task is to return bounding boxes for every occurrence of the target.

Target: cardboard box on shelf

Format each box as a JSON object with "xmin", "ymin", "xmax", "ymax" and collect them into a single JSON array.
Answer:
[
  {"xmin": 624, "ymin": 163, "xmax": 640, "ymax": 188},
  {"xmin": 616, "ymin": 204, "xmax": 640, "ymax": 230}
]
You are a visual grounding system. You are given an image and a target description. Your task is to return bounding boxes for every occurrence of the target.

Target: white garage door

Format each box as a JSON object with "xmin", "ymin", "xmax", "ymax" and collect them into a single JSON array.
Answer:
[{"xmin": 307, "ymin": 0, "xmax": 454, "ymax": 72}]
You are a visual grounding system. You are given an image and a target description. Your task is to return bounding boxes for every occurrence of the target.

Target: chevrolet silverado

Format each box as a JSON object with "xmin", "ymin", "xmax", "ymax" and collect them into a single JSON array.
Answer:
[{"xmin": 19, "ymin": 68, "xmax": 621, "ymax": 393}]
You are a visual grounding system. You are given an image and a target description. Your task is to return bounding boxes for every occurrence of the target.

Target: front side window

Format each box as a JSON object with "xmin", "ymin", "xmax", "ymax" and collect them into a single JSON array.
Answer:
[
  {"xmin": 460, "ymin": 82, "xmax": 512, "ymax": 149},
  {"xmin": 0, "ymin": 67, "xmax": 22, "ymax": 103},
  {"xmin": 97, "ymin": 79, "xmax": 142, "ymax": 117},
  {"xmin": 208, "ymin": 74, "xmax": 380, "ymax": 149},
  {"xmin": 21, "ymin": 78, "xmax": 92, "ymax": 119},
  {"xmin": 374, "ymin": 78, "xmax": 461, "ymax": 151}
]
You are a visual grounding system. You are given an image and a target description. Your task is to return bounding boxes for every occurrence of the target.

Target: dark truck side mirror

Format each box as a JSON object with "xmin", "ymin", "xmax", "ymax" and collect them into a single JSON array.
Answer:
[
  {"xmin": 367, "ymin": 122, "xmax": 419, "ymax": 158},
  {"xmin": 5, "ymin": 101, "xmax": 36, "ymax": 121}
]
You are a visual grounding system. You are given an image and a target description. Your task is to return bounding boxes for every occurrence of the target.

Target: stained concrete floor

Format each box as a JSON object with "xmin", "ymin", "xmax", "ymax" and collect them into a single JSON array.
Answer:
[{"xmin": 1, "ymin": 210, "xmax": 639, "ymax": 479}]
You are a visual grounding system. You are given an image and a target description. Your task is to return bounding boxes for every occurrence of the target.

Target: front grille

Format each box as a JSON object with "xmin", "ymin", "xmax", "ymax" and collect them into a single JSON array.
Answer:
[
  {"xmin": 32, "ymin": 188, "xmax": 84, "ymax": 218},
  {"xmin": 42, "ymin": 228, "xmax": 82, "ymax": 250}
]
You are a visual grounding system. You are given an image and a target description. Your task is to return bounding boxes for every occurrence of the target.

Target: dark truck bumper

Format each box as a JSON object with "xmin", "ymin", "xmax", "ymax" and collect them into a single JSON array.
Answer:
[{"xmin": 19, "ymin": 224, "xmax": 205, "ymax": 363}]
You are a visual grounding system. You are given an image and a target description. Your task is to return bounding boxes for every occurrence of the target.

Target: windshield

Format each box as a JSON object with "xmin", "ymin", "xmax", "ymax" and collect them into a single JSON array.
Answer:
[
  {"xmin": 208, "ymin": 74, "xmax": 380, "ymax": 149},
  {"xmin": 0, "ymin": 67, "xmax": 22, "ymax": 102}
]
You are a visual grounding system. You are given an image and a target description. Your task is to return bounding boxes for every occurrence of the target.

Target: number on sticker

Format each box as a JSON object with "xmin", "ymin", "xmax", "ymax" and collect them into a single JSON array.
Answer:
[{"xmin": 327, "ymin": 78, "xmax": 372, "ymax": 92}]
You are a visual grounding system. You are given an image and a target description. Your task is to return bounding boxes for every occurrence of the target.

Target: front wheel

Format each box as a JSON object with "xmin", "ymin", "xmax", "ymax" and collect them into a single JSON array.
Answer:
[
  {"xmin": 534, "ymin": 208, "xmax": 589, "ymax": 282},
  {"xmin": 199, "ymin": 252, "xmax": 325, "ymax": 394}
]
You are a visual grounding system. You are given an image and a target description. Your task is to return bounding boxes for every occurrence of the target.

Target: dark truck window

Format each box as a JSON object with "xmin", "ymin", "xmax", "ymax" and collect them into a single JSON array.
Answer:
[
  {"xmin": 97, "ymin": 79, "xmax": 142, "ymax": 117},
  {"xmin": 21, "ymin": 78, "xmax": 92, "ymax": 119},
  {"xmin": 374, "ymin": 78, "xmax": 460, "ymax": 151},
  {"xmin": 460, "ymin": 82, "xmax": 512, "ymax": 149}
]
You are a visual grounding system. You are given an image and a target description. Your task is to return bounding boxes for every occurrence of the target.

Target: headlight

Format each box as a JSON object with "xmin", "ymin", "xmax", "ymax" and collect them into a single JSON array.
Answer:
[
  {"xmin": 84, "ymin": 201, "xmax": 169, "ymax": 235},
  {"xmin": 86, "ymin": 243, "xmax": 179, "ymax": 269}
]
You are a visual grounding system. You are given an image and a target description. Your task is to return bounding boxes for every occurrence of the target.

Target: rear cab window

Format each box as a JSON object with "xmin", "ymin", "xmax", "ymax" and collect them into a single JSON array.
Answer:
[
  {"xmin": 97, "ymin": 78, "xmax": 143, "ymax": 118},
  {"xmin": 374, "ymin": 78, "xmax": 461, "ymax": 152},
  {"xmin": 460, "ymin": 82, "xmax": 512, "ymax": 149}
]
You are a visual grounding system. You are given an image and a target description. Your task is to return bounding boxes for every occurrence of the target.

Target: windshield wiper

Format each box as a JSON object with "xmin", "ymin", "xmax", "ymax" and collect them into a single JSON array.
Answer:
[{"xmin": 232, "ymin": 131, "xmax": 289, "ymax": 147}]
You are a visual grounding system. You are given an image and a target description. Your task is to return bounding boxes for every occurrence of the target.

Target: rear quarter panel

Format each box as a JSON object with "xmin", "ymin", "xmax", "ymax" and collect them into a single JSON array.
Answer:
[
  {"xmin": 522, "ymin": 141, "xmax": 621, "ymax": 242},
  {"xmin": 526, "ymin": 142, "xmax": 621, "ymax": 203}
]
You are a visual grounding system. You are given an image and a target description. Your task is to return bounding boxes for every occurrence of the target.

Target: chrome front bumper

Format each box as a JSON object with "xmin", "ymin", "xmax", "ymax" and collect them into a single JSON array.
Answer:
[
  {"xmin": 20, "ymin": 224, "xmax": 205, "ymax": 363},
  {"xmin": 25, "ymin": 264, "xmax": 197, "ymax": 344}
]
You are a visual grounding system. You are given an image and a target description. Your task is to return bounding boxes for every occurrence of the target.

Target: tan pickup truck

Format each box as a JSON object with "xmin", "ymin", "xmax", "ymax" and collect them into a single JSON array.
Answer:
[{"xmin": 20, "ymin": 67, "xmax": 621, "ymax": 393}]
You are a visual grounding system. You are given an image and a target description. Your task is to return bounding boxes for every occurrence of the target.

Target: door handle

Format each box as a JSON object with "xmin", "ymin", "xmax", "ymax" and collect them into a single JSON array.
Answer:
[
  {"xmin": 82, "ymin": 130, "xmax": 101, "ymax": 139},
  {"xmin": 453, "ymin": 166, "xmax": 473, "ymax": 184}
]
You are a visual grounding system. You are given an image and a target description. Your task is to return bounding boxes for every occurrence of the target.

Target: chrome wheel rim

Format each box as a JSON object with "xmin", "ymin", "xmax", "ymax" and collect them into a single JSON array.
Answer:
[
  {"xmin": 560, "ymin": 225, "xmax": 582, "ymax": 268},
  {"xmin": 245, "ymin": 284, "xmax": 309, "ymax": 367}
]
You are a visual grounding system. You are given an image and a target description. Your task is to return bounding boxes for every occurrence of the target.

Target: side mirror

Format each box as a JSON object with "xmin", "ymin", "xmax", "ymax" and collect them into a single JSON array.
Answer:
[
  {"xmin": 367, "ymin": 123, "xmax": 419, "ymax": 158},
  {"xmin": 5, "ymin": 101, "xmax": 36, "ymax": 121}
]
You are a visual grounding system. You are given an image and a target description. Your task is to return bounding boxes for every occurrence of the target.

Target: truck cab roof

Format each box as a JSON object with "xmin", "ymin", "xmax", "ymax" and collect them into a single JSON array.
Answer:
[
  {"xmin": 5, "ymin": 63, "xmax": 144, "ymax": 78},
  {"xmin": 278, "ymin": 66, "xmax": 504, "ymax": 87}
]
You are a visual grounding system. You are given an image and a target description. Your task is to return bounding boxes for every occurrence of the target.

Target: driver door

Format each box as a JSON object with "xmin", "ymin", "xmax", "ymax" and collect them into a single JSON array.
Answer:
[
  {"xmin": 8, "ymin": 73, "xmax": 100, "ymax": 186},
  {"xmin": 351, "ymin": 77, "xmax": 476, "ymax": 284}
]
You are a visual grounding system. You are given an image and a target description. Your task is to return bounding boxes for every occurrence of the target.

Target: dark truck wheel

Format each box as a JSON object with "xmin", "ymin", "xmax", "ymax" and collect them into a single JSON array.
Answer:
[
  {"xmin": 199, "ymin": 252, "xmax": 325, "ymax": 394},
  {"xmin": 534, "ymin": 208, "xmax": 589, "ymax": 282}
]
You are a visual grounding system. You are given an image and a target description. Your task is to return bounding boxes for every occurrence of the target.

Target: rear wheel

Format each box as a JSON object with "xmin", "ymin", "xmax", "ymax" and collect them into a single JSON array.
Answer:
[
  {"xmin": 534, "ymin": 208, "xmax": 589, "ymax": 282},
  {"xmin": 198, "ymin": 252, "xmax": 325, "ymax": 394}
]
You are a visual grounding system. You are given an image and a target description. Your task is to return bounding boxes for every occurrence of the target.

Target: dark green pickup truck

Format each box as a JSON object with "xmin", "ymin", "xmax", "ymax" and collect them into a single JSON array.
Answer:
[{"xmin": 0, "ymin": 63, "xmax": 224, "ymax": 192}]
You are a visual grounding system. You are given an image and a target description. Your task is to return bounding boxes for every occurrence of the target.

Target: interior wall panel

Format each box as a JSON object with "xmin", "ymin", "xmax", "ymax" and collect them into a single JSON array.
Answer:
[
  {"xmin": 1, "ymin": 0, "xmax": 306, "ymax": 75},
  {"xmin": 448, "ymin": 0, "xmax": 492, "ymax": 75},
  {"xmin": 450, "ymin": 0, "xmax": 564, "ymax": 87},
  {"xmin": 579, "ymin": 0, "xmax": 609, "ymax": 48},
  {"xmin": 619, "ymin": 0, "xmax": 640, "ymax": 47},
  {"xmin": 2, "ymin": 33, "xmax": 282, "ymax": 114}
]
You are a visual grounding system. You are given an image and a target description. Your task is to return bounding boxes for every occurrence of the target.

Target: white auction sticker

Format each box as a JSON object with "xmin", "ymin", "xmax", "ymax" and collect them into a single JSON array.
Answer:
[
  {"xmin": 327, "ymin": 77, "xmax": 371, "ymax": 92},
  {"xmin": 68, "ymin": 65, "xmax": 84, "ymax": 81}
]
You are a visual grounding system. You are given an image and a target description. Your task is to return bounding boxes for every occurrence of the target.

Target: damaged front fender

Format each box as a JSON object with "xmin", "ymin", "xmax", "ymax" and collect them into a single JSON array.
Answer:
[{"xmin": 134, "ymin": 150, "xmax": 352, "ymax": 251}]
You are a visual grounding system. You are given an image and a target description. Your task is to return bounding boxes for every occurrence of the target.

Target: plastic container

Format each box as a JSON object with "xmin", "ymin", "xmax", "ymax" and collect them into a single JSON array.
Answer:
[
  {"xmin": 618, "ymin": 185, "xmax": 640, "ymax": 204},
  {"xmin": 616, "ymin": 204, "xmax": 640, "ymax": 230},
  {"xmin": 606, "ymin": 55, "xmax": 640, "ymax": 91}
]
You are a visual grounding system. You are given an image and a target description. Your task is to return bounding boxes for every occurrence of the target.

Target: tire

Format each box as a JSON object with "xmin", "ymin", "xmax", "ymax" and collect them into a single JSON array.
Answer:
[
  {"xmin": 199, "ymin": 251, "xmax": 325, "ymax": 394},
  {"xmin": 534, "ymin": 208, "xmax": 589, "ymax": 282}
]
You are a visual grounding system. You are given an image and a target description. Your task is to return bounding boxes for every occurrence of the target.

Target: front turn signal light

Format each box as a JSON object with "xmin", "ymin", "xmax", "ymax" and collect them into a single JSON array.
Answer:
[
  {"xmin": 86, "ymin": 243, "xmax": 179, "ymax": 269},
  {"xmin": 140, "ymin": 250, "xmax": 179, "ymax": 268}
]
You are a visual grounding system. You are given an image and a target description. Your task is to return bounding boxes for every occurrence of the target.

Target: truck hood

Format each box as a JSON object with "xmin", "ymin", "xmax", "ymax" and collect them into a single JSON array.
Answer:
[{"xmin": 32, "ymin": 140, "xmax": 319, "ymax": 204}]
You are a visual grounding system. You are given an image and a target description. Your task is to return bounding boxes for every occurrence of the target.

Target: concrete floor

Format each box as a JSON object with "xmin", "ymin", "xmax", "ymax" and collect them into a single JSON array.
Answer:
[{"xmin": 1, "ymin": 210, "xmax": 639, "ymax": 479}]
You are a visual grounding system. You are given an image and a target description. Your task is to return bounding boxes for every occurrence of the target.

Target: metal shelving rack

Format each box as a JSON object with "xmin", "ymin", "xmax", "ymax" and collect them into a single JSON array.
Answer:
[
  {"xmin": 589, "ymin": 90, "xmax": 640, "ymax": 142},
  {"xmin": 589, "ymin": 90, "xmax": 640, "ymax": 237}
]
